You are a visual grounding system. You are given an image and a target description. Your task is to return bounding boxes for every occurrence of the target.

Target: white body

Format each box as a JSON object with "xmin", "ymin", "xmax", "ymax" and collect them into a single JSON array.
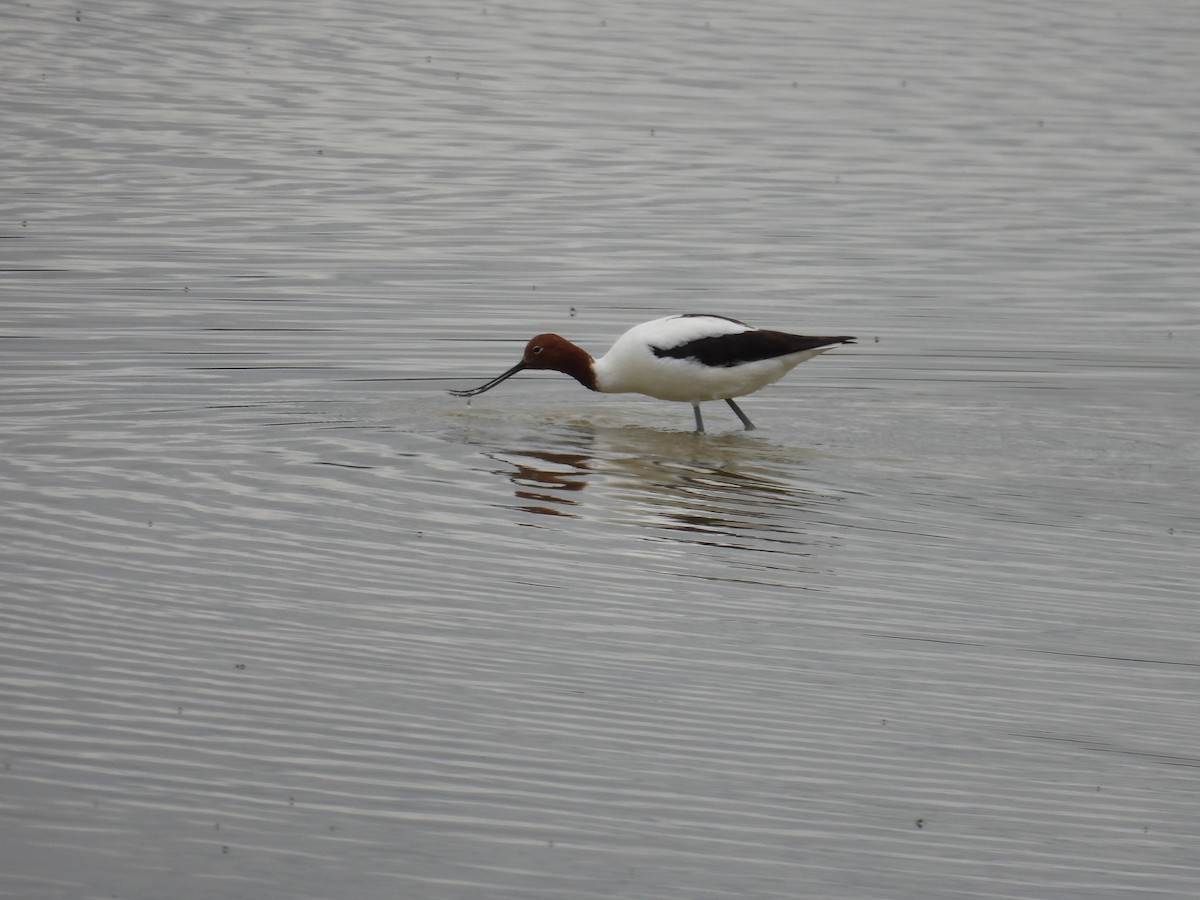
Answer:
[{"xmin": 592, "ymin": 315, "xmax": 836, "ymax": 402}]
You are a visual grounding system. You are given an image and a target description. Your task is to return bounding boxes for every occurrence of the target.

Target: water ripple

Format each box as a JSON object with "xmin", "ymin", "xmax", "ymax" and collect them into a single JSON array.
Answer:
[{"xmin": 4, "ymin": 0, "xmax": 1200, "ymax": 897}]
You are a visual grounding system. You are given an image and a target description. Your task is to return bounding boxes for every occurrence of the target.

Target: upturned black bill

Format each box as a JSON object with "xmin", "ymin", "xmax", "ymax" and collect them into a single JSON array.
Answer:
[{"xmin": 448, "ymin": 362, "xmax": 527, "ymax": 397}]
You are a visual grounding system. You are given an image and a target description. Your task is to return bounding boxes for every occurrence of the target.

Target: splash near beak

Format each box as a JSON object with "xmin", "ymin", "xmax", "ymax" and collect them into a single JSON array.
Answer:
[{"xmin": 448, "ymin": 361, "xmax": 527, "ymax": 397}]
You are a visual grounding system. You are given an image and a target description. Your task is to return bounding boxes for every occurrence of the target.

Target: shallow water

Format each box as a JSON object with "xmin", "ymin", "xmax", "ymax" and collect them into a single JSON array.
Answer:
[{"xmin": 3, "ymin": 1, "xmax": 1200, "ymax": 897}]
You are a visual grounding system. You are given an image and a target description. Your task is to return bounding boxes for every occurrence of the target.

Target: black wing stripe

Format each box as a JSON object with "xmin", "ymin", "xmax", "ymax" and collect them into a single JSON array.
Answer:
[{"xmin": 652, "ymin": 331, "xmax": 854, "ymax": 368}]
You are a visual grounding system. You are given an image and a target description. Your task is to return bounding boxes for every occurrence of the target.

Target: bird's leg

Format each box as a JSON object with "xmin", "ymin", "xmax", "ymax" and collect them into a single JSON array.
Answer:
[
  {"xmin": 726, "ymin": 398, "xmax": 756, "ymax": 431},
  {"xmin": 692, "ymin": 402, "xmax": 705, "ymax": 433}
]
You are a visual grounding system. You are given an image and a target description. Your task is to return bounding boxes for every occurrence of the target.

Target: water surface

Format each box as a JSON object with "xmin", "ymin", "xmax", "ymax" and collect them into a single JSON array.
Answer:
[{"xmin": 3, "ymin": 1, "xmax": 1199, "ymax": 897}]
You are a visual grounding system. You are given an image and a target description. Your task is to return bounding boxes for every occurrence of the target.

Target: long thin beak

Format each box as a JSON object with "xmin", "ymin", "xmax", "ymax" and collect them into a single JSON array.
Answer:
[{"xmin": 448, "ymin": 361, "xmax": 527, "ymax": 397}]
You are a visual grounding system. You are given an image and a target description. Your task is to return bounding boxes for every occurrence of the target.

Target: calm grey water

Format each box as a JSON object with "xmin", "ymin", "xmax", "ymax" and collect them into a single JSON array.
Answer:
[{"xmin": 3, "ymin": 1, "xmax": 1199, "ymax": 897}]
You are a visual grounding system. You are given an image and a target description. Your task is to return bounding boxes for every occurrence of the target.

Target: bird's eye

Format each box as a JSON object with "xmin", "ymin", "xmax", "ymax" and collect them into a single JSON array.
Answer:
[{"xmin": 531, "ymin": 345, "xmax": 543, "ymax": 355}]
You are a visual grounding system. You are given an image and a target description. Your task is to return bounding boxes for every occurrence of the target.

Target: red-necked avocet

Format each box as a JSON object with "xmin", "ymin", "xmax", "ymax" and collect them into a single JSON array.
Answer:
[{"xmin": 449, "ymin": 313, "xmax": 855, "ymax": 432}]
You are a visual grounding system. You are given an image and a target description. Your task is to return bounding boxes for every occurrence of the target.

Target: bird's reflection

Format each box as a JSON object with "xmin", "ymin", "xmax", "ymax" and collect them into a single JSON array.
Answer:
[
  {"xmin": 484, "ymin": 420, "xmax": 840, "ymax": 546},
  {"xmin": 507, "ymin": 451, "xmax": 591, "ymax": 518}
]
